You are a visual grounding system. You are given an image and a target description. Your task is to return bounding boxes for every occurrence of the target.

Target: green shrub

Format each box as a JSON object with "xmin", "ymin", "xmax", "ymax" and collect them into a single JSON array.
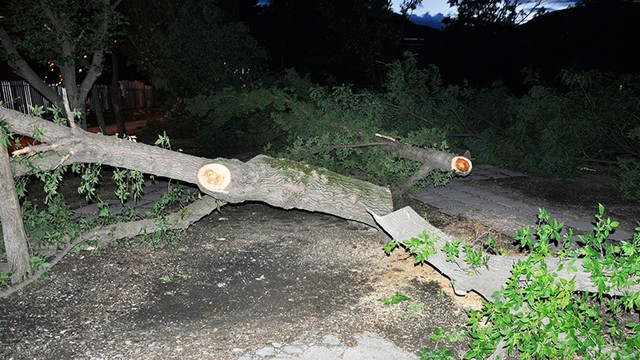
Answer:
[
  {"xmin": 467, "ymin": 206, "xmax": 639, "ymax": 359},
  {"xmin": 613, "ymin": 157, "xmax": 640, "ymax": 201},
  {"xmin": 185, "ymin": 65, "xmax": 454, "ymax": 193},
  {"xmin": 387, "ymin": 206, "xmax": 640, "ymax": 359},
  {"xmin": 454, "ymin": 70, "xmax": 640, "ymax": 179}
]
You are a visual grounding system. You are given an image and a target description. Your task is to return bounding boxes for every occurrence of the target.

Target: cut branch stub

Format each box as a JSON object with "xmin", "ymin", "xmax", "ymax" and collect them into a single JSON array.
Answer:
[
  {"xmin": 197, "ymin": 163, "xmax": 231, "ymax": 192},
  {"xmin": 452, "ymin": 156, "xmax": 472, "ymax": 176}
]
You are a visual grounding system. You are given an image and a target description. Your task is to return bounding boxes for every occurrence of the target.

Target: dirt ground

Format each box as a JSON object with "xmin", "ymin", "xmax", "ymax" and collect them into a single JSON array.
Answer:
[
  {"xmin": 1, "ymin": 130, "xmax": 639, "ymax": 359},
  {"xmin": 0, "ymin": 196, "xmax": 487, "ymax": 359}
]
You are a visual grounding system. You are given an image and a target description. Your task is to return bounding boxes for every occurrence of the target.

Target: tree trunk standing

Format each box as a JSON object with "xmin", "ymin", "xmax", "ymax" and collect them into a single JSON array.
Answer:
[
  {"xmin": 90, "ymin": 86, "xmax": 107, "ymax": 135},
  {"xmin": 0, "ymin": 132, "xmax": 32, "ymax": 284},
  {"xmin": 110, "ymin": 44, "xmax": 127, "ymax": 136},
  {"xmin": 0, "ymin": 27, "xmax": 62, "ymax": 107}
]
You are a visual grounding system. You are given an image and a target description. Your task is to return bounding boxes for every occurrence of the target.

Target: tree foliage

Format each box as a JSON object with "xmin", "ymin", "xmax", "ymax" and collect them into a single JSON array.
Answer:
[
  {"xmin": 123, "ymin": 0, "xmax": 268, "ymax": 97},
  {"xmin": 172, "ymin": 51, "xmax": 640, "ymax": 198},
  {"xmin": 445, "ymin": 0, "xmax": 546, "ymax": 29},
  {"xmin": 2, "ymin": 0, "xmax": 121, "ymax": 61},
  {"xmin": 179, "ymin": 57, "xmax": 455, "ymax": 194},
  {"xmin": 0, "ymin": 0, "xmax": 123, "ymax": 128},
  {"xmin": 256, "ymin": 0, "xmax": 404, "ymax": 87}
]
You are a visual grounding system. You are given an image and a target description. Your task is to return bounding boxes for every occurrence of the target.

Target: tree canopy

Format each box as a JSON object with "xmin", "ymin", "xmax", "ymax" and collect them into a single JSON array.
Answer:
[
  {"xmin": 122, "ymin": 0, "xmax": 269, "ymax": 96},
  {"xmin": 445, "ymin": 0, "xmax": 546, "ymax": 30},
  {"xmin": 0, "ymin": 0, "xmax": 123, "ymax": 128}
]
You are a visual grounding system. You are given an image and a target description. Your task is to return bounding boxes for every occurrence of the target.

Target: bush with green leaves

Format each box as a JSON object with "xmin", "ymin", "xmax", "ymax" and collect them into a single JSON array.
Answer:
[
  {"xmin": 613, "ymin": 155, "xmax": 640, "ymax": 201},
  {"xmin": 185, "ymin": 63, "xmax": 454, "ymax": 193},
  {"xmin": 0, "ymin": 116, "xmax": 195, "ymax": 287},
  {"xmin": 179, "ymin": 52, "xmax": 640, "ymax": 198},
  {"xmin": 391, "ymin": 205, "xmax": 640, "ymax": 359},
  {"xmin": 464, "ymin": 205, "xmax": 640, "ymax": 359},
  {"xmin": 451, "ymin": 70, "xmax": 640, "ymax": 186}
]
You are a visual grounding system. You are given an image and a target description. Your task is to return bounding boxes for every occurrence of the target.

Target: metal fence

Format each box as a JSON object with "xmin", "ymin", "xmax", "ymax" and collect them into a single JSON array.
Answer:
[{"xmin": 0, "ymin": 80, "xmax": 157, "ymax": 115}]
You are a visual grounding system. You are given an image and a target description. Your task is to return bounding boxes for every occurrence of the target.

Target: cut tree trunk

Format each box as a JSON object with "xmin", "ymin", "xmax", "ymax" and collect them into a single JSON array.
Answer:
[
  {"xmin": 371, "ymin": 206, "xmax": 640, "ymax": 300},
  {"xmin": 1, "ymin": 107, "xmax": 393, "ymax": 227},
  {"xmin": 0, "ymin": 131, "xmax": 32, "ymax": 284},
  {"xmin": 373, "ymin": 133, "xmax": 471, "ymax": 195},
  {"xmin": 324, "ymin": 123, "xmax": 472, "ymax": 196},
  {"xmin": 0, "ymin": 106, "xmax": 476, "ymax": 294}
]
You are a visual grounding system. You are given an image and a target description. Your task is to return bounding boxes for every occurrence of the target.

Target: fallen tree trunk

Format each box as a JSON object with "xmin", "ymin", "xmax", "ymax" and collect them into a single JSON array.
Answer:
[
  {"xmin": 1, "ymin": 107, "xmax": 393, "ymax": 227},
  {"xmin": 371, "ymin": 206, "xmax": 640, "ymax": 300}
]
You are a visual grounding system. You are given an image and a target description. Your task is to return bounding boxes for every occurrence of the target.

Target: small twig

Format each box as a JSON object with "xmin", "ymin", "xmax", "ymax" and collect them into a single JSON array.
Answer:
[
  {"xmin": 375, "ymin": 133, "xmax": 397, "ymax": 142},
  {"xmin": 11, "ymin": 143, "xmax": 60, "ymax": 157},
  {"xmin": 56, "ymin": 153, "xmax": 71, "ymax": 169}
]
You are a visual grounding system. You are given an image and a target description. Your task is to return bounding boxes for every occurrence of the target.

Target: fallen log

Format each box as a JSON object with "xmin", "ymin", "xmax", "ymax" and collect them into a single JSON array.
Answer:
[
  {"xmin": 323, "ymin": 123, "xmax": 472, "ymax": 196},
  {"xmin": 371, "ymin": 206, "xmax": 640, "ymax": 300},
  {"xmin": 1, "ymin": 107, "xmax": 393, "ymax": 227},
  {"xmin": 373, "ymin": 133, "xmax": 471, "ymax": 195}
]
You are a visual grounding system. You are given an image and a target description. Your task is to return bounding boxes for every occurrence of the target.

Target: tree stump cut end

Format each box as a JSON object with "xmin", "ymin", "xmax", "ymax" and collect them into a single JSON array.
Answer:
[
  {"xmin": 197, "ymin": 163, "xmax": 231, "ymax": 192},
  {"xmin": 452, "ymin": 156, "xmax": 472, "ymax": 176}
]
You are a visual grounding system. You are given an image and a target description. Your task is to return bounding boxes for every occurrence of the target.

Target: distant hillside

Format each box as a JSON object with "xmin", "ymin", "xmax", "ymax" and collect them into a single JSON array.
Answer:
[{"xmin": 408, "ymin": 13, "xmax": 445, "ymax": 29}]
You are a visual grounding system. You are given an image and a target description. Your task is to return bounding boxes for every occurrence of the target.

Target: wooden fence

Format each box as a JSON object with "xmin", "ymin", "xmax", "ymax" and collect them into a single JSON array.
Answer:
[{"xmin": 0, "ymin": 80, "xmax": 156, "ymax": 115}]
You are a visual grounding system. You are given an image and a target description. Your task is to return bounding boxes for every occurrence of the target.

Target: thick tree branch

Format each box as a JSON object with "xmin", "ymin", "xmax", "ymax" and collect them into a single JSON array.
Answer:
[
  {"xmin": 322, "ymin": 123, "xmax": 472, "ymax": 195},
  {"xmin": 1, "ymin": 107, "xmax": 393, "ymax": 227},
  {"xmin": 78, "ymin": 1, "xmax": 114, "ymax": 103},
  {"xmin": 374, "ymin": 134, "xmax": 471, "ymax": 175}
]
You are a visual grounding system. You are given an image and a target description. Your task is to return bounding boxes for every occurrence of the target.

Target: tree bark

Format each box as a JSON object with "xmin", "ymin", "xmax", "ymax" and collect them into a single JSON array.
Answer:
[
  {"xmin": 371, "ymin": 206, "xmax": 640, "ymax": 300},
  {"xmin": 90, "ymin": 85, "xmax": 107, "ymax": 135},
  {"xmin": 0, "ymin": 131, "xmax": 32, "ymax": 284},
  {"xmin": 1, "ymin": 107, "xmax": 393, "ymax": 227}
]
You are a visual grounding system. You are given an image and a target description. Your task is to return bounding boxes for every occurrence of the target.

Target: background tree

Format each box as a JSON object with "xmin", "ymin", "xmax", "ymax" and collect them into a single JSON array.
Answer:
[
  {"xmin": 122, "ymin": 0, "xmax": 268, "ymax": 97},
  {"xmin": 0, "ymin": 0, "xmax": 123, "ymax": 129},
  {"xmin": 258, "ymin": 0, "xmax": 403, "ymax": 88},
  {"xmin": 444, "ymin": 0, "xmax": 546, "ymax": 30},
  {"xmin": 120, "ymin": 0, "xmax": 270, "ymax": 150}
]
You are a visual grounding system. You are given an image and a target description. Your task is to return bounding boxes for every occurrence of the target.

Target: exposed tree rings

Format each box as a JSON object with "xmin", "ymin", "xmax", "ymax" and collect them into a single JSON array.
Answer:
[
  {"xmin": 197, "ymin": 163, "xmax": 232, "ymax": 191},
  {"xmin": 451, "ymin": 156, "xmax": 472, "ymax": 176}
]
